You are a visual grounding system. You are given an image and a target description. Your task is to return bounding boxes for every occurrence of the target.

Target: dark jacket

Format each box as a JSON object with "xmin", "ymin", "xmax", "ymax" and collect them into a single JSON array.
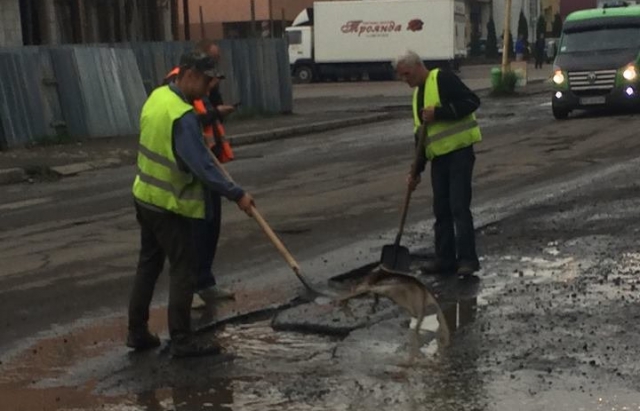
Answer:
[{"xmin": 416, "ymin": 69, "xmax": 480, "ymax": 123}]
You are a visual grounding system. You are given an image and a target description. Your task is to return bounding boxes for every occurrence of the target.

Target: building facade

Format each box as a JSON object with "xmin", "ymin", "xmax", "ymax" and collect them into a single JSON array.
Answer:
[
  {"xmin": 541, "ymin": 0, "xmax": 560, "ymax": 32},
  {"xmin": 492, "ymin": 0, "xmax": 545, "ymax": 44},
  {"xmin": 176, "ymin": 0, "xmax": 332, "ymax": 40},
  {"xmin": 560, "ymin": 0, "xmax": 596, "ymax": 19}
]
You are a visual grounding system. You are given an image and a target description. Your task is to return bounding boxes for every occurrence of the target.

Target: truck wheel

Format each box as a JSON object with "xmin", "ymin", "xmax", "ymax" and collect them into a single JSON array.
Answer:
[
  {"xmin": 552, "ymin": 104, "xmax": 569, "ymax": 120},
  {"xmin": 294, "ymin": 66, "xmax": 313, "ymax": 84}
]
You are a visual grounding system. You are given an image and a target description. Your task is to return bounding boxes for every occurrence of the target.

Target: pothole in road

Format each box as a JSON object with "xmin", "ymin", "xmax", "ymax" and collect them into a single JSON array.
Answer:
[{"xmin": 92, "ymin": 296, "xmax": 481, "ymax": 411}]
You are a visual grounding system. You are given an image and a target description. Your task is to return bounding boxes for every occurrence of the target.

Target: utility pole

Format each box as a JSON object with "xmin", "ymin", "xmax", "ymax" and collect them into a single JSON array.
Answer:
[
  {"xmin": 269, "ymin": 0, "xmax": 274, "ymax": 38},
  {"xmin": 501, "ymin": 0, "xmax": 512, "ymax": 77},
  {"xmin": 250, "ymin": 0, "xmax": 257, "ymax": 38},
  {"xmin": 77, "ymin": 0, "xmax": 88, "ymax": 42},
  {"xmin": 118, "ymin": 0, "xmax": 126, "ymax": 41},
  {"xmin": 183, "ymin": 0, "xmax": 190, "ymax": 40},
  {"xmin": 199, "ymin": 6, "xmax": 205, "ymax": 39}
]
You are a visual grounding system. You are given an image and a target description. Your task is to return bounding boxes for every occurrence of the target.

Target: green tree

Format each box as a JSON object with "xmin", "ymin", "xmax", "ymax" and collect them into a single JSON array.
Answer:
[
  {"xmin": 486, "ymin": 17, "xmax": 498, "ymax": 58},
  {"xmin": 469, "ymin": 32, "xmax": 482, "ymax": 56},
  {"xmin": 536, "ymin": 15, "xmax": 546, "ymax": 38},
  {"xmin": 552, "ymin": 13, "xmax": 563, "ymax": 37},
  {"xmin": 517, "ymin": 10, "xmax": 529, "ymax": 46}
]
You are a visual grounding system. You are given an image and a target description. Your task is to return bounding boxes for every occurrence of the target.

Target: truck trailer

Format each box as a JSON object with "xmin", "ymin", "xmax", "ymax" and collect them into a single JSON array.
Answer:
[{"xmin": 285, "ymin": 0, "xmax": 467, "ymax": 83}]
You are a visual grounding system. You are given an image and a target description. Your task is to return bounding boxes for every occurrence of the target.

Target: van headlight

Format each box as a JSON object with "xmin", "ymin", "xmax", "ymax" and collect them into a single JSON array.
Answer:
[
  {"xmin": 553, "ymin": 70, "xmax": 566, "ymax": 85},
  {"xmin": 623, "ymin": 65, "xmax": 637, "ymax": 81}
]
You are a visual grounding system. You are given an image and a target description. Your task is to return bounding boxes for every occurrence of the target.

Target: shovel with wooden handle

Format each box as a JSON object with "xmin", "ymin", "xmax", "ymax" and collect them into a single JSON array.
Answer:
[
  {"xmin": 204, "ymin": 147, "xmax": 341, "ymax": 301},
  {"xmin": 379, "ymin": 123, "xmax": 429, "ymax": 273}
]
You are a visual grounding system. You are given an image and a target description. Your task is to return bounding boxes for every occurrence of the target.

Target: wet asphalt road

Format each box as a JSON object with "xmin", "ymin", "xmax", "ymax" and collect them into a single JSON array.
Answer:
[{"xmin": 2, "ymin": 87, "xmax": 640, "ymax": 410}]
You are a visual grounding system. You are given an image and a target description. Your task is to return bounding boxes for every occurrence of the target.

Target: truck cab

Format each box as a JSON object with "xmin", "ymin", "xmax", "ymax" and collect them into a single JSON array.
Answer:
[
  {"xmin": 551, "ymin": 4, "xmax": 640, "ymax": 119},
  {"xmin": 286, "ymin": 26, "xmax": 314, "ymax": 83}
]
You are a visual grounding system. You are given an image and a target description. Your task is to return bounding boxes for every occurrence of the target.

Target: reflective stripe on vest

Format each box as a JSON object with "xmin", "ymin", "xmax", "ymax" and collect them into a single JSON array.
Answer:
[
  {"xmin": 132, "ymin": 85, "xmax": 206, "ymax": 219},
  {"xmin": 412, "ymin": 69, "xmax": 482, "ymax": 160}
]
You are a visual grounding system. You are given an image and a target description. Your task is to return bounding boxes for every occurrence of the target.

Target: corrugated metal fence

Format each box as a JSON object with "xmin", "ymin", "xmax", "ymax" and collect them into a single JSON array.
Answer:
[{"xmin": 0, "ymin": 40, "xmax": 292, "ymax": 149}]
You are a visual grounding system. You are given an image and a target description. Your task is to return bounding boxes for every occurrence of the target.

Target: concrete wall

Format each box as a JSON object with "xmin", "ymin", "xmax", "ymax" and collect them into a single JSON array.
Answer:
[
  {"xmin": 180, "ymin": 0, "xmax": 318, "ymax": 23},
  {"xmin": 0, "ymin": 0, "xmax": 23, "ymax": 46}
]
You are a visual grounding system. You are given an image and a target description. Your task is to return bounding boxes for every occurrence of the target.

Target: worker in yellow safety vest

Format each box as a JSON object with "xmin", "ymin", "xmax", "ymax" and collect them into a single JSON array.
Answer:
[
  {"xmin": 127, "ymin": 51, "xmax": 254, "ymax": 358},
  {"xmin": 395, "ymin": 50, "xmax": 482, "ymax": 277}
]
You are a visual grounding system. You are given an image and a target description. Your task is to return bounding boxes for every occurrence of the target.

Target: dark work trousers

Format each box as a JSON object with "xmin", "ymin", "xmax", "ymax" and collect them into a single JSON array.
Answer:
[
  {"xmin": 192, "ymin": 192, "xmax": 222, "ymax": 291},
  {"xmin": 430, "ymin": 145, "xmax": 479, "ymax": 268},
  {"xmin": 128, "ymin": 202, "xmax": 197, "ymax": 339}
]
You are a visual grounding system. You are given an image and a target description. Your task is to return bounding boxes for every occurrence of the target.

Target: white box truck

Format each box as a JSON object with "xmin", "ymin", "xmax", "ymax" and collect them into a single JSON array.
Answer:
[{"xmin": 285, "ymin": 0, "xmax": 467, "ymax": 83}]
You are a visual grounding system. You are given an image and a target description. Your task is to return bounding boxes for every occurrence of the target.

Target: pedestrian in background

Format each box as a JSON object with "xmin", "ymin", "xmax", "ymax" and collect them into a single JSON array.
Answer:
[
  {"xmin": 534, "ymin": 33, "xmax": 546, "ymax": 69},
  {"xmin": 395, "ymin": 50, "xmax": 482, "ymax": 277},
  {"xmin": 515, "ymin": 35, "xmax": 526, "ymax": 61}
]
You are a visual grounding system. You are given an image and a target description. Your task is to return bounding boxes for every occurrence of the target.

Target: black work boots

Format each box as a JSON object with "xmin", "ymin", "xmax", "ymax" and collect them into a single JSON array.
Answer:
[
  {"xmin": 126, "ymin": 328, "xmax": 161, "ymax": 351},
  {"xmin": 126, "ymin": 329, "xmax": 222, "ymax": 358},
  {"xmin": 420, "ymin": 259, "xmax": 479, "ymax": 276}
]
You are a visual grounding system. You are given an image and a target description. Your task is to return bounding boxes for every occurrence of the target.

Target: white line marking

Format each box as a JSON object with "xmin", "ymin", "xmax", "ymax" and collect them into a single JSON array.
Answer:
[{"xmin": 0, "ymin": 197, "xmax": 53, "ymax": 211}]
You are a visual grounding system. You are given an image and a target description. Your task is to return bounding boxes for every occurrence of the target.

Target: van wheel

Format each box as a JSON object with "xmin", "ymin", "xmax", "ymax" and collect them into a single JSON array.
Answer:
[
  {"xmin": 294, "ymin": 66, "xmax": 313, "ymax": 84},
  {"xmin": 552, "ymin": 104, "xmax": 569, "ymax": 120}
]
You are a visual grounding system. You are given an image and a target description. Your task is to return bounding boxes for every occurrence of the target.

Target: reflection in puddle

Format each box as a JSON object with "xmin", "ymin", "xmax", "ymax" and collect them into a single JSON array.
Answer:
[
  {"xmin": 136, "ymin": 381, "xmax": 233, "ymax": 411},
  {"xmin": 124, "ymin": 292, "xmax": 481, "ymax": 411}
]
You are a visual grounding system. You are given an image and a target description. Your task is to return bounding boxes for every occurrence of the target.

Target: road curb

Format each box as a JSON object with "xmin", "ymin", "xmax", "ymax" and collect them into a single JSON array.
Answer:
[
  {"xmin": 0, "ymin": 113, "xmax": 394, "ymax": 186},
  {"xmin": 228, "ymin": 112, "xmax": 393, "ymax": 146},
  {"xmin": 0, "ymin": 168, "xmax": 27, "ymax": 186},
  {"xmin": 49, "ymin": 158, "xmax": 123, "ymax": 177}
]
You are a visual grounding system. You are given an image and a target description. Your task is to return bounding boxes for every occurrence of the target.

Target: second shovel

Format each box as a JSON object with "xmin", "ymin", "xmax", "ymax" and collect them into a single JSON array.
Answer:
[{"xmin": 380, "ymin": 123, "xmax": 428, "ymax": 272}]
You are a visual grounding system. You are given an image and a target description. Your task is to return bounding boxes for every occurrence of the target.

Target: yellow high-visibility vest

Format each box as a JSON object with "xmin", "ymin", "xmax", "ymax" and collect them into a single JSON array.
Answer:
[
  {"xmin": 412, "ymin": 68, "xmax": 482, "ymax": 160},
  {"xmin": 132, "ymin": 86, "xmax": 206, "ymax": 219}
]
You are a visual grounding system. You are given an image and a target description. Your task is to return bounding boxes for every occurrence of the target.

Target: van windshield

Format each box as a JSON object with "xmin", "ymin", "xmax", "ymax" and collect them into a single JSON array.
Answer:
[{"xmin": 559, "ymin": 26, "xmax": 640, "ymax": 53}]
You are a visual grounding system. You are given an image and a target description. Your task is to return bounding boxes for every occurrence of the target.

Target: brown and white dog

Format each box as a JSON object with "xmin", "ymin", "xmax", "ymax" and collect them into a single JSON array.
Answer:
[{"xmin": 337, "ymin": 265, "xmax": 451, "ymax": 360}]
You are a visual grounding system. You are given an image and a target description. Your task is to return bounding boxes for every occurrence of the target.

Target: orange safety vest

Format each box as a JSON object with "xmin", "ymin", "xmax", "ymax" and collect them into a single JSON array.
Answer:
[{"xmin": 164, "ymin": 67, "xmax": 234, "ymax": 163}]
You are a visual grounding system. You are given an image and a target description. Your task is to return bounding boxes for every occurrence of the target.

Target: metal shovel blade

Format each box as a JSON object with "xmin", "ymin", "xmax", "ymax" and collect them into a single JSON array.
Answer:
[{"xmin": 380, "ymin": 243, "xmax": 412, "ymax": 273}]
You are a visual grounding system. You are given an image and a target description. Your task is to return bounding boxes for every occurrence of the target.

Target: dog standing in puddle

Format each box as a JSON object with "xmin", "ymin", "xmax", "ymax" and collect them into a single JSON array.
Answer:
[{"xmin": 336, "ymin": 265, "xmax": 451, "ymax": 363}]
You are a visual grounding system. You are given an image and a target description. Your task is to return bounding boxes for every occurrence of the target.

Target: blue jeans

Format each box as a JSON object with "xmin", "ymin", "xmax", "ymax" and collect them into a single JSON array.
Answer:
[{"xmin": 192, "ymin": 193, "xmax": 221, "ymax": 291}]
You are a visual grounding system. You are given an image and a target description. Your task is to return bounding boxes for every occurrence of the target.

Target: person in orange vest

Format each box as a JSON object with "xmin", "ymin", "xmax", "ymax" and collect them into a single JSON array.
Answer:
[{"xmin": 163, "ymin": 42, "xmax": 237, "ymax": 308}]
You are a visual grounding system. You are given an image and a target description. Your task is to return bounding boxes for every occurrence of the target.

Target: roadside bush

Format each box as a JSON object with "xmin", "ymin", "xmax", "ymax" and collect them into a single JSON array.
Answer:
[{"xmin": 491, "ymin": 70, "xmax": 519, "ymax": 96}]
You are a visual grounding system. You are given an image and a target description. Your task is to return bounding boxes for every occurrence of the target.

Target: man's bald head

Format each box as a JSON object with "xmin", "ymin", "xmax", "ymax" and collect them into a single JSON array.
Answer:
[{"xmin": 196, "ymin": 39, "xmax": 221, "ymax": 62}]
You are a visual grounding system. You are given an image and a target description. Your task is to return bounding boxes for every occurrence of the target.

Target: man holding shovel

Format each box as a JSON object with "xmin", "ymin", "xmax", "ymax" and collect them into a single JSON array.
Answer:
[
  {"xmin": 395, "ymin": 50, "xmax": 482, "ymax": 277},
  {"xmin": 127, "ymin": 51, "xmax": 254, "ymax": 357}
]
